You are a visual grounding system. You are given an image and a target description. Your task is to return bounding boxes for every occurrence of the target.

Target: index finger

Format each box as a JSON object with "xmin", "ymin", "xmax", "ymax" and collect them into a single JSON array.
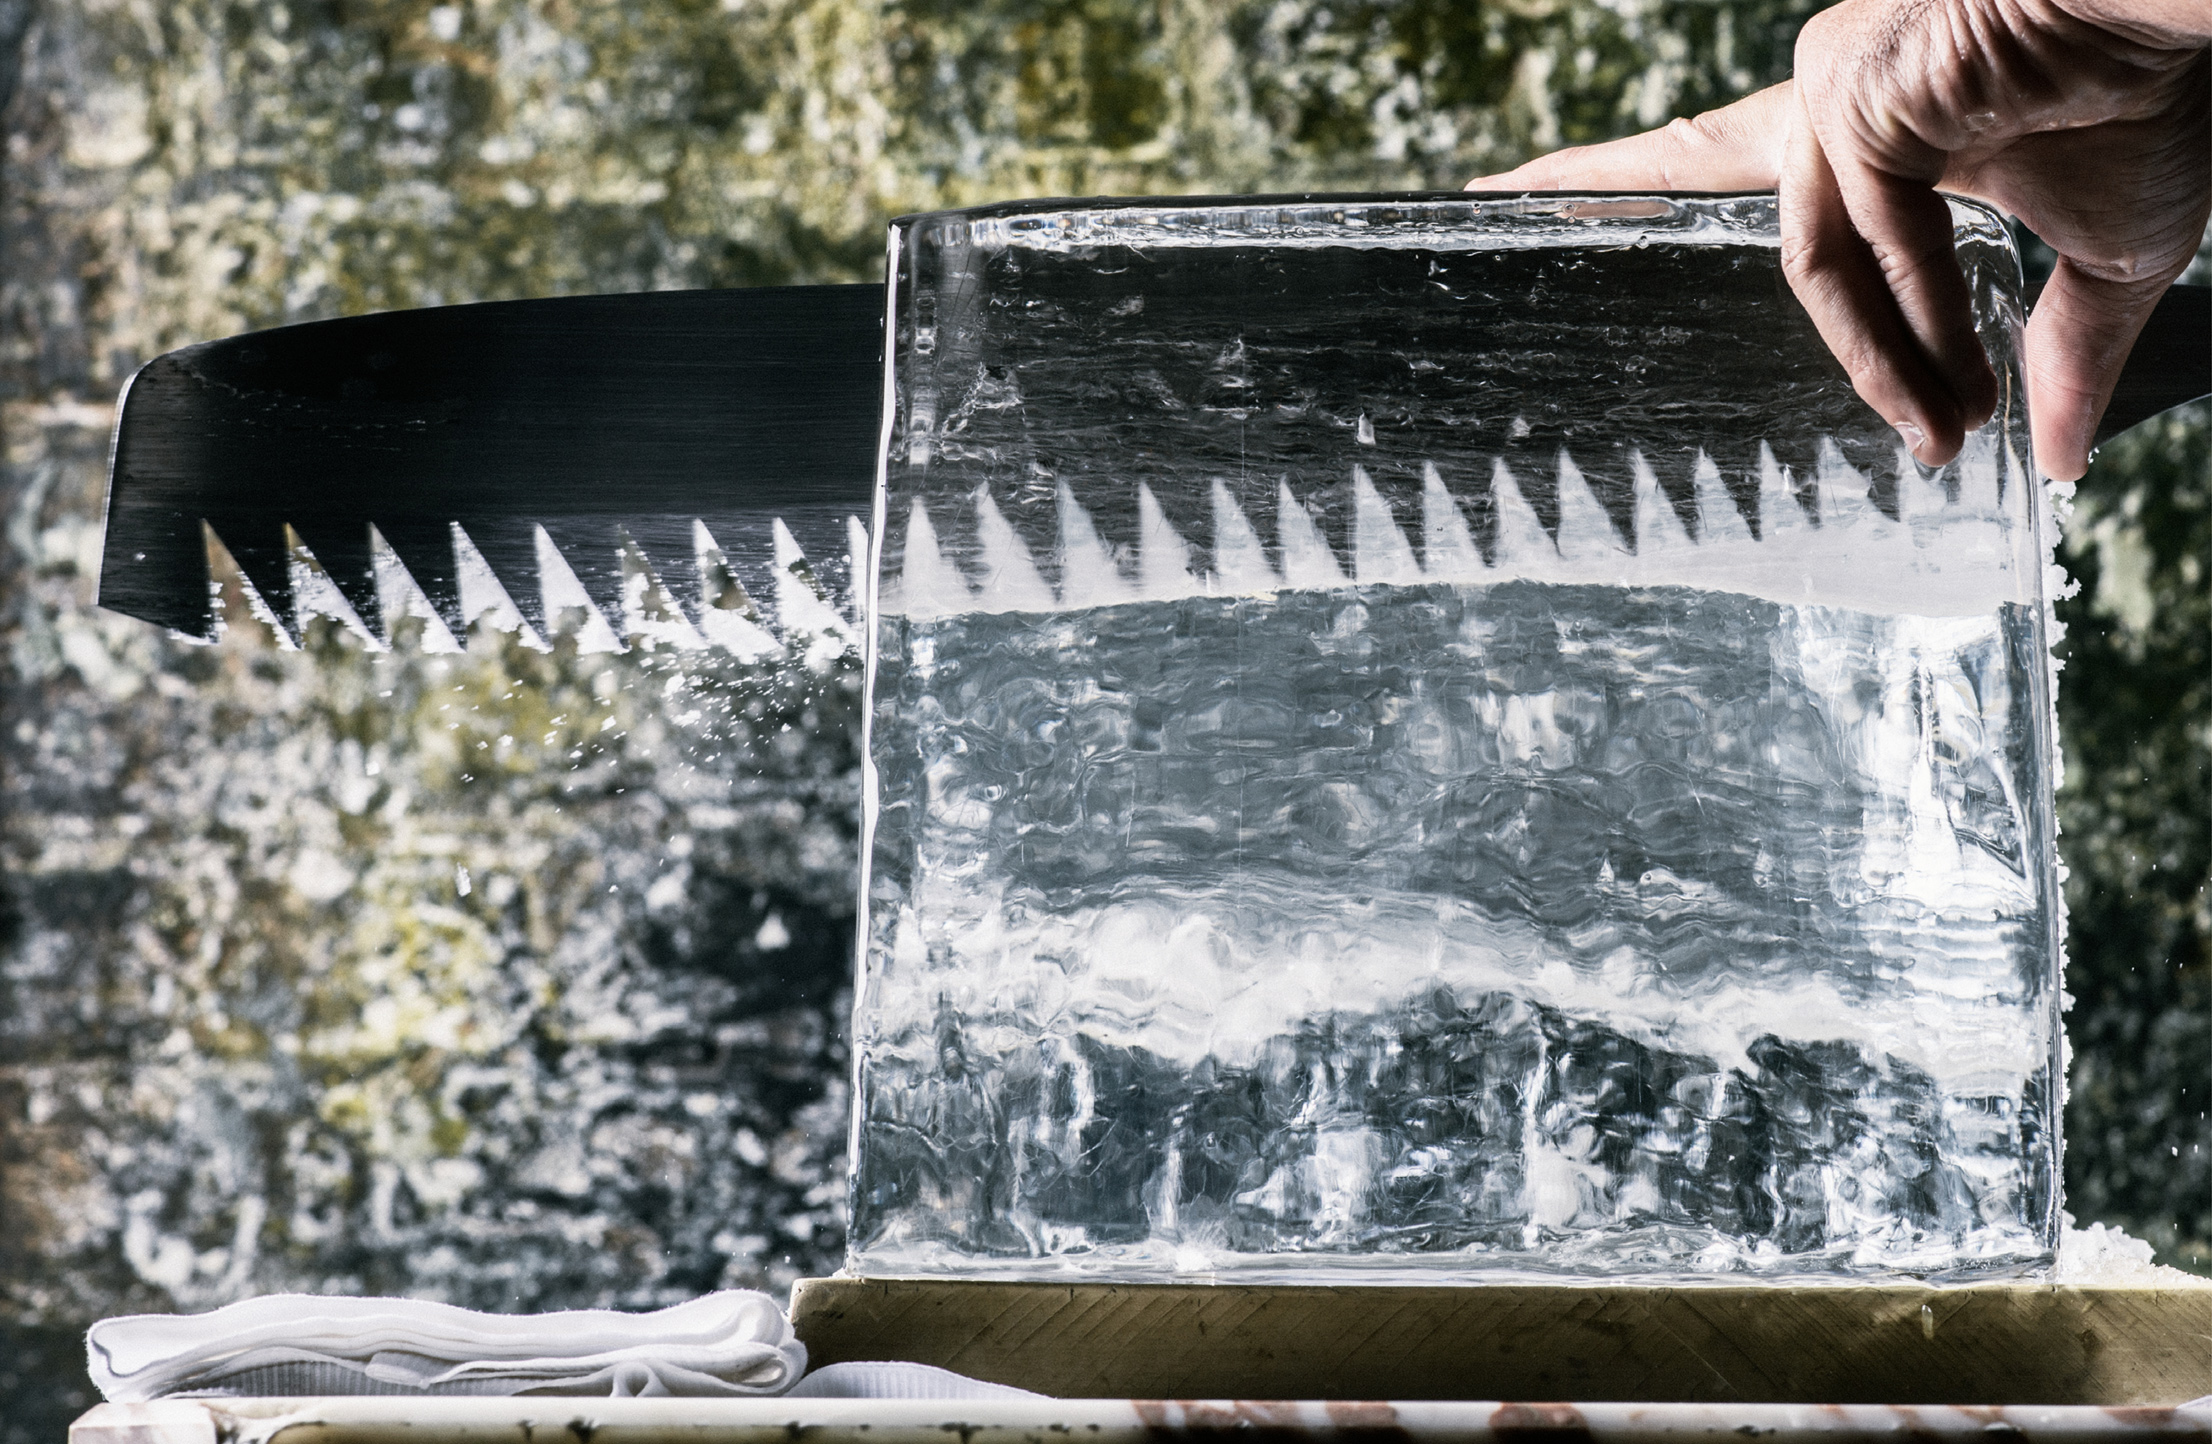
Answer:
[{"xmin": 1466, "ymin": 85, "xmax": 1795, "ymax": 192}]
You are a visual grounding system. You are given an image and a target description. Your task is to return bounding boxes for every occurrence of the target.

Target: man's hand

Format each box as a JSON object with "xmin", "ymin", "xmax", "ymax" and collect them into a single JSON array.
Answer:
[{"xmin": 1469, "ymin": 0, "xmax": 2210, "ymax": 482}]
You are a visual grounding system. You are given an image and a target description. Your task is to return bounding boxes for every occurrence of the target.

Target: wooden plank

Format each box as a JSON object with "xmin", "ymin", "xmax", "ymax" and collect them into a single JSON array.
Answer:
[{"xmin": 790, "ymin": 1277, "xmax": 2212, "ymax": 1405}]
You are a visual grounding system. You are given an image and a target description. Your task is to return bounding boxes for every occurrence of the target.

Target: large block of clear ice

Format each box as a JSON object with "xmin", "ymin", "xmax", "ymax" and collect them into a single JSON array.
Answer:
[{"xmin": 851, "ymin": 195, "xmax": 2063, "ymax": 1279}]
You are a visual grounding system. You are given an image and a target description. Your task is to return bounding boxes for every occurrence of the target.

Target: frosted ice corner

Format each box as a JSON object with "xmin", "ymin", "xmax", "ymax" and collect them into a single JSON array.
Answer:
[{"xmin": 851, "ymin": 193, "xmax": 2062, "ymax": 1280}]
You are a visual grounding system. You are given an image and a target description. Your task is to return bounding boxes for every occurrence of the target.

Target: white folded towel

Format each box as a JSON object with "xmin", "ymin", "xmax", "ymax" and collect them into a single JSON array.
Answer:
[{"xmin": 87, "ymin": 1291, "xmax": 805, "ymax": 1401}]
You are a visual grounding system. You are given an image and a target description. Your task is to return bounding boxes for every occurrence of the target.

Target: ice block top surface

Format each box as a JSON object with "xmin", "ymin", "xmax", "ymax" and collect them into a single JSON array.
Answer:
[{"xmin": 879, "ymin": 192, "xmax": 2038, "ymax": 621}]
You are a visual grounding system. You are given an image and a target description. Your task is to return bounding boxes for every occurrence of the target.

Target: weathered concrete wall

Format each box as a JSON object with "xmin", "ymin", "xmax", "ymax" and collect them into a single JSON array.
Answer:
[{"xmin": 0, "ymin": 0, "xmax": 2201, "ymax": 1437}]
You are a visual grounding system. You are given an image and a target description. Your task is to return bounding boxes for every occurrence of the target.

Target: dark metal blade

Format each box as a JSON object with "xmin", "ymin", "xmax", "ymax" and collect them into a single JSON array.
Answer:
[
  {"xmin": 94, "ymin": 274, "xmax": 2205, "ymax": 645},
  {"xmin": 99, "ymin": 284, "xmax": 884, "ymax": 640},
  {"xmin": 2086, "ymin": 281, "xmax": 2209, "ymax": 445}
]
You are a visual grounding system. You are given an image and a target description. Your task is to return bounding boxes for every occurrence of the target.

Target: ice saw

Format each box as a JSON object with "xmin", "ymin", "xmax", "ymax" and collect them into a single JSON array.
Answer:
[{"xmin": 93, "ymin": 194, "xmax": 2211, "ymax": 647}]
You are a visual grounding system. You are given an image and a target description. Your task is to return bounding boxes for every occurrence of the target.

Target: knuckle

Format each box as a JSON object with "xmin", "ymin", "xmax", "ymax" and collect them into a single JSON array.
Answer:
[
  {"xmin": 1657, "ymin": 120, "xmax": 1703, "ymax": 187},
  {"xmin": 1777, "ymin": 230, "xmax": 1836, "ymax": 283},
  {"xmin": 1674, "ymin": 112, "xmax": 1723, "ymax": 145},
  {"xmin": 1869, "ymin": 233, "xmax": 1959, "ymax": 289},
  {"xmin": 1791, "ymin": 7, "xmax": 1856, "ymax": 82},
  {"xmin": 1794, "ymin": 4, "xmax": 1844, "ymax": 49},
  {"xmin": 2067, "ymin": 251, "xmax": 2171, "ymax": 288}
]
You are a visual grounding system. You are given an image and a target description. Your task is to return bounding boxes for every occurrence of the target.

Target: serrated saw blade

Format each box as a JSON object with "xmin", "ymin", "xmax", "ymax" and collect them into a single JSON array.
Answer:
[
  {"xmin": 98, "ymin": 283, "xmax": 884, "ymax": 646},
  {"xmin": 94, "ymin": 242, "xmax": 2206, "ymax": 653}
]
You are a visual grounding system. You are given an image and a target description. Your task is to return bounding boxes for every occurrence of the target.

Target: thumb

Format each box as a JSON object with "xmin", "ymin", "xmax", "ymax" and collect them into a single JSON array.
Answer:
[{"xmin": 2024, "ymin": 262, "xmax": 2179, "ymax": 481}]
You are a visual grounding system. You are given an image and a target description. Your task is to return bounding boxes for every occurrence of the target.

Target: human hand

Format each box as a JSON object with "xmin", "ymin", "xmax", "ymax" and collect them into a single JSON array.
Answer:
[{"xmin": 1468, "ymin": 0, "xmax": 2210, "ymax": 482}]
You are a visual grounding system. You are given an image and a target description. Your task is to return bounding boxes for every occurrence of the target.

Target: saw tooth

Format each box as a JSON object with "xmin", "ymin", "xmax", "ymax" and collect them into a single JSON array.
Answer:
[
  {"xmin": 696, "ymin": 596, "xmax": 783, "ymax": 660},
  {"xmin": 1630, "ymin": 449, "xmax": 1692, "ymax": 555},
  {"xmin": 1753, "ymin": 441, "xmax": 1812, "ymax": 541},
  {"xmin": 289, "ymin": 520, "xmax": 386, "ymax": 644},
  {"xmin": 615, "ymin": 535, "xmax": 707, "ymax": 652},
  {"xmin": 1560, "ymin": 443, "xmax": 1637, "ymax": 553},
  {"xmin": 1495, "ymin": 423, "xmax": 1562, "ymax": 540},
  {"xmin": 371, "ymin": 525, "xmax": 462, "ymax": 652},
  {"xmin": 1691, "ymin": 437, "xmax": 1762, "ymax": 541},
  {"xmin": 1690, "ymin": 447, "xmax": 1755, "ymax": 545},
  {"xmin": 536, "ymin": 519, "xmax": 630, "ymax": 643},
  {"xmin": 883, "ymin": 502, "xmax": 965, "ymax": 622},
  {"xmin": 533, "ymin": 525, "xmax": 626, "ymax": 653},
  {"xmin": 372, "ymin": 517, "xmax": 469, "ymax": 642},
  {"xmin": 1815, "ymin": 436, "xmax": 1885, "ymax": 532},
  {"xmin": 689, "ymin": 514, "xmax": 787, "ymax": 628},
  {"xmin": 1490, "ymin": 458, "xmax": 1553, "ymax": 566},
  {"xmin": 451, "ymin": 521, "xmax": 546, "ymax": 647},
  {"xmin": 205, "ymin": 515, "xmax": 300, "ymax": 647},
  {"xmin": 1136, "ymin": 482, "xmax": 1202, "ymax": 602},
  {"xmin": 692, "ymin": 519, "xmax": 760, "ymax": 617},
  {"xmin": 1894, "ymin": 444, "xmax": 1951, "ymax": 516},
  {"xmin": 1275, "ymin": 481, "xmax": 1348, "ymax": 592},
  {"xmin": 597, "ymin": 517, "xmax": 702, "ymax": 626},
  {"xmin": 692, "ymin": 519, "xmax": 786, "ymax": 660},
  {"xmin": 1764, "ymin": 438, "xmax": 1820, "ymax": 488},
  {"xmin": 970, "ymin": 488, "xmax": 1055, "ymax": 613},
  {"xmin": 1352, "ymin": 465, "xmax": 1422, "ymax": 586},
  {"xmin": 286, "ymin": 525, "xmax": 383, "ymax": 649},
  {"xmin": 777, "ymin": 513, "xmax": 863, "ymax": 618},
  {"xmin": 1210, "ymin": 480, "xmax": 1278, "ymax": 594},
  {"xmin": 1053, "ymin": 483, "xmax": 1135, "ymax": 610},
  {"xmin": 1829, "ymin": 434, "xmax": 1900, "ymax": 519},
  {"xmin": 1555, "ymin": 448, "xmax": 1630, "ymax": 562},
  {"xmin": 1420, "ymin": 462, "xmax": 1485, "ymax": 580},
  {"xmin": 686, "ymin": 511, "xmax": 866, "ymax": 635},
  {"xmin": 772, "ymin": 517, "xmax": 858, "ymax": 651},
  {"xmin": 1640, "ymin": 446, "xmax": 1705, "ymax": 540}
]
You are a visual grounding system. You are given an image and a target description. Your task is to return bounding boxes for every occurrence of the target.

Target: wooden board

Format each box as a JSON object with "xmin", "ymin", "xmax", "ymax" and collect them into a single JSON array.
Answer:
[{"xmin": 790, "ymin": 1277, "xmax": 2212, "ymax": 1405}]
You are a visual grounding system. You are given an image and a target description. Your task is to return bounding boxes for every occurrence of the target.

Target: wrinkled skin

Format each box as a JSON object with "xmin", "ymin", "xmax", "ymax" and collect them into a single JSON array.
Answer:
[{"xmin": 1471, "ymin": 0, "xmax": 2211, "ymax": 482}]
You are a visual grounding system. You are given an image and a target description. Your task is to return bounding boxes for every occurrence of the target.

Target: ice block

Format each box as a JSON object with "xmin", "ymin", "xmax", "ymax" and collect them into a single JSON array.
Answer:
[{"xmin": 849, "ymin": 193, "xmax": 2062, "ymax": 1280}]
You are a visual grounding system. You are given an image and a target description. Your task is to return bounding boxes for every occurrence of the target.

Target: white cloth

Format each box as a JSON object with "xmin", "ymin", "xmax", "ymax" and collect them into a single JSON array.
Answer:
[
  {"xmin": 787, "ymin": 1361, "xmax": 1047, "ymax": 1400},
  {"xmin": 87, "ymin": 1291, "xmax": 805, "ymax": 1402}
]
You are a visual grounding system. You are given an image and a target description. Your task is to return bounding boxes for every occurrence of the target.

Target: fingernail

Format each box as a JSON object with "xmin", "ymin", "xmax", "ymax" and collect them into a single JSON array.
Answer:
[{"xmin": 1894, "ymin": 420, "xmax": 1927, "ymax": 457}]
